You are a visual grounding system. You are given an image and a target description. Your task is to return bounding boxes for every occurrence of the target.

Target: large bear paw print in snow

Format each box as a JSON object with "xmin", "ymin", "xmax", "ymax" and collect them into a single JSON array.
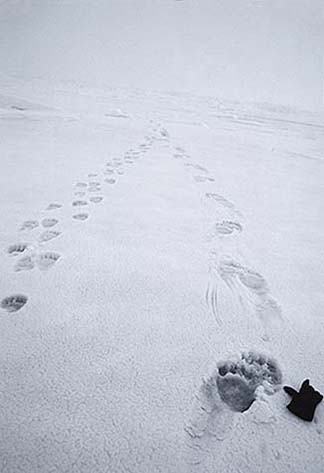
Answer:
[
  {"xmin": 216, "ymin": 351, "xmax": 282, "ymax": 412},
  {"xmin": 185, "ymin": 351, "xmax": 282, "ymax": 467}
]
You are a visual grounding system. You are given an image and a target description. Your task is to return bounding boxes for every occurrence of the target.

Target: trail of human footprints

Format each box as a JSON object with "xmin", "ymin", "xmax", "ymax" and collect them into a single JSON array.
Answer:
[
  {"xmin": 1, "ymin": 130, "xmax": 158, "ymax": 314},
  {"xmin": 167, "ymin": 139, "xmax": 284, "ymax": 463}
]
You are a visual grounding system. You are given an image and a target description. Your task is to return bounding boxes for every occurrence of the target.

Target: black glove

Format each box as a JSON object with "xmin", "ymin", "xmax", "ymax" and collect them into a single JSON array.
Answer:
[{"xmin": 284, "ymin": 379, "xmax": 323, "ymax": 422}]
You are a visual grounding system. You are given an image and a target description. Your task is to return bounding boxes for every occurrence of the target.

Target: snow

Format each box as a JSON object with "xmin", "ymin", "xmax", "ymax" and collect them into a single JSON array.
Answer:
[{"xmin": 0, "ymin": 1, "xmax": 323, "ymax": 472}]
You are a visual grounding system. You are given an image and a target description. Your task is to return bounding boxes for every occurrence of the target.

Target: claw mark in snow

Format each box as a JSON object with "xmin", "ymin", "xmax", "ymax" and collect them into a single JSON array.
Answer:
[{"xmin": 7, "ymin": 243, "xmax": 28, "ymax": 255}]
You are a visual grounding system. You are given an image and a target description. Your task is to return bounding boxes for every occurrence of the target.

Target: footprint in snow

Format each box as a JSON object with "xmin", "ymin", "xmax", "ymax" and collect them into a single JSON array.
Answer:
[
  {"xmin": 41, "ymin": 218, "xmax": 58, "ymax": 228},
  {"xmin": 105, "ymin": 178, "xmax": 116, "ymax": 184},
  {"xmin": 194, "ymin": 175, "xmax": 215, "ymax": 183},
  {"xmin": 46, "ymin": 203, "xmax": 62, "ymax": 210},
  {"xmin": 72, "ymin": 200, "xmax": 88, "ymax": 206},
  {"xmin": 38, "ymin": 230, "xmax": 61, "ymax": 243},
  {"xmin": 73, "ymin": 213, "xmax": 88, "ymax": 221},
  {"xmin": 211, "ymin": 220, "xmax": 242, "ymax": 236},
  {"xmin": 37, "ymin": 252, "xmax": 61, "ymax": 271},
  {"xmin": 1, "ymin": 294, "xmax": 28, "ymax": 313},
  {"xmin": 14, "ymin": 255, "xmax": 35, "ymax": 272},
  {"xmin": 89, "ymin": 196, "xmax": 103, "ymax": 203},
  {"xmin": 75, "ymin": 182, "xmax": 87, "ymax": 188},
  {"xmin": 185, "ymin": 351, "xmax": 282, "ymax": 466},
  {"xmin": 20, "ymin": 220, "xmax": 39, "ymax": 231}
]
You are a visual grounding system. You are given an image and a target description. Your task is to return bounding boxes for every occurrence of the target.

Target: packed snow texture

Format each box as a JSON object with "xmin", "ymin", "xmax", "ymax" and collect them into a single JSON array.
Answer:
[{"xmin": 0, "ymin": 1, "xmax": 324, "ymax": 472}]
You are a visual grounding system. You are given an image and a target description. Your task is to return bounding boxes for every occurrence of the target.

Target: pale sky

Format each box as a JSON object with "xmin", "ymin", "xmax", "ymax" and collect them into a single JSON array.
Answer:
[{"xmin": 0, "ymin": 0, "xmax": 323, "ymax": 110}]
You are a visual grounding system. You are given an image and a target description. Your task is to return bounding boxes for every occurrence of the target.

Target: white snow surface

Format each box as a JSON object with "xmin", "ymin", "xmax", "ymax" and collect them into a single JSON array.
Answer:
[{"xmin": 0, "ymin": 1, "xmax": 324, "ymax": 473}]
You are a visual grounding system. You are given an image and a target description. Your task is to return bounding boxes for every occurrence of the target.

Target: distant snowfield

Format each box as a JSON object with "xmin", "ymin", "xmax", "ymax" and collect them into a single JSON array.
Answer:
[{"xmin": 0, "ymin": 0, "xmax": 324, "ymax": 471}]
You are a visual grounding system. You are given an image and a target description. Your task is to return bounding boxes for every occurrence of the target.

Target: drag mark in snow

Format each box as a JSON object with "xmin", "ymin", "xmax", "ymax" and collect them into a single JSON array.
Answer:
[
  {"xmin": 185, "ymin": 371, "xmax": 235, "ymax": 467},
  {"xmin": 205, "ymin": 280, "xmax": 221, "ymax": 324},
  {"xmin": 41, "ymin": 218, "xmax": 58, "ymax": 228},
  {"xmin": 20, "ymin": 220, "xmax": 39, "ymax": 231},
  {"xmin": 37, "ymin": 252, "xmax": 61, "ymax": 271},
  {"xmin": 208, "ymin": 257, "xmax": 282, "ymax": 336},
  {"xmin": 38, "ymin": 230, "xmax": 61, "ymax": 243},
  {"xmin": 46, "ymin": 203, "xmax": 62, "ymax": 210},
  {"xmin": 7, "ymin": 243, "xmax": 28, "ymax": 255},
  {"xmin": 1, "ymin": 294, "xmax": 28, "ymax": 313},
  {"xmin": 14, "ymin": 255, "xmax": 35, "ymax": 272},
  {"xmin": 73, "ymin": 213, "xmax": 88, "ymax": 221}
]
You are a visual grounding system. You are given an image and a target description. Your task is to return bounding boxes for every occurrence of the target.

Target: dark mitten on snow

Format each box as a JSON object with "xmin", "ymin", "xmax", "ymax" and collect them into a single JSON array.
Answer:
[{"xmin": 284, "ymin": 379, "xmax": 323, "ymax": 422}]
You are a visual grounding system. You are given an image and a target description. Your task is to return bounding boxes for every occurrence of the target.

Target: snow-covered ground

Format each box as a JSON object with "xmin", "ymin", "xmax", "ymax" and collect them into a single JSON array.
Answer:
[{"xmin": 0, "ymin": 1, "xmax": 323, "ymax": 472}]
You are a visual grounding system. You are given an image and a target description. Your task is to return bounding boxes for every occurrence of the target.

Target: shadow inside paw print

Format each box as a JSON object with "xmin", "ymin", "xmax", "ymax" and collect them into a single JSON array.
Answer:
[{"xmin": 216, "ymin": 351, "xmax": 282, "ymax": 412}]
